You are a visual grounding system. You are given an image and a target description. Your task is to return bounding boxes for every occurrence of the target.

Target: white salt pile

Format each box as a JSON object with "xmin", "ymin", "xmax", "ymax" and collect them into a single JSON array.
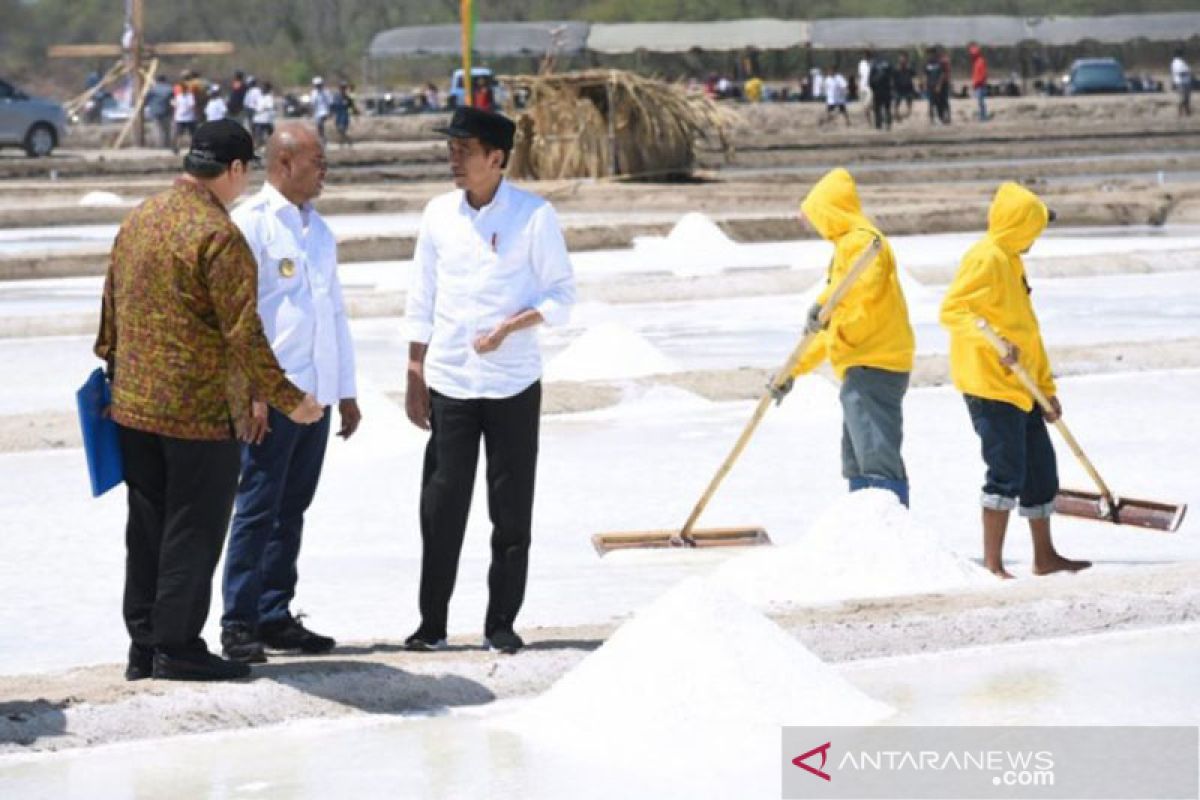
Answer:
[
  {"xmin": 711, "ymin": 489, "xmax": 996, "ymax": 609},
  {"xmin": 664, "ymin": 211, "xmax": 736, "ymax": 250},
  {"xmin": 503, "ymin": 576, "xmax": 893, "ymax": 743},
  {"xmin": 78, "ymin": 191, "xmax": 126, "ymax": 207},
  {"xmin": 632, "ymin": 212, "xmax": 738, "ymax": 276},
  {"xmin": 543, "ymin": 321, "xmax": 681, "ymax": 382},
  {"xmin": 575, "ymin": 385, "xmax": 713, "ymax": 422}
]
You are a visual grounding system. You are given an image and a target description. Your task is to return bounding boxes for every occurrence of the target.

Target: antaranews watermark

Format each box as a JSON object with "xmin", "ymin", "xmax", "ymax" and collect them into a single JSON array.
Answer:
[{"xmin": 782, "ymin": 726, "xmax": 1197, "ymax": 799}]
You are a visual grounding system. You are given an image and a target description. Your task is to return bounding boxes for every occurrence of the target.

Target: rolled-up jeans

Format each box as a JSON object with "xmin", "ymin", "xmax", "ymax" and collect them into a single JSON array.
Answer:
[{"xmin": 964, "ymin": 394, "xmax": 1058, "ymax": 518}]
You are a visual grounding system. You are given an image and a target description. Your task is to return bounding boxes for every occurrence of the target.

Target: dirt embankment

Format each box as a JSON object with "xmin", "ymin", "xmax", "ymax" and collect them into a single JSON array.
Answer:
[{"xmin": 1, "ymin": 561, "xmax": 1197, "ymax": 754}]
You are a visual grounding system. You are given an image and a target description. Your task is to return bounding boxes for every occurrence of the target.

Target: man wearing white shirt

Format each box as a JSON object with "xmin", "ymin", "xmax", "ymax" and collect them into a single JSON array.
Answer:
[
  {"xmin": 243, "ymin": 77, "xmax": 263, "ymax": 131},
  {"xmin": 1172, "ymin": 49, "xmax": 1192, "ymax": 118},
  {"xmin": 221, "ymin": 122, "xmax": 361, "ymax": 663},
  {"xmin": 404, "ymin": 106, "xmax": 575, "ymax": 655},
  {"xmin": 311, "ymin": 76, "xmax": 332, "ymax": 144}
]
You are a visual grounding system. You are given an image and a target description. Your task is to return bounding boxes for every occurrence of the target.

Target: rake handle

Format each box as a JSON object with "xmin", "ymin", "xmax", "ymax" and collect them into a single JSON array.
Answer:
[
  {"xmin": 975, "ymin": 319, "xmax": 1118, "ymax": 513},
  {"xmin": 677, "ymin": 235, "xmax": 883, "ymax": 543}
]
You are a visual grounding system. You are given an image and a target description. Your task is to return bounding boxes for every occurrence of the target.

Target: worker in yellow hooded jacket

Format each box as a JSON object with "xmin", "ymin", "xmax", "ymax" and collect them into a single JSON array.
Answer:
[
  {"xmin": 940, "ymin": 182, "xmax": 1090, "ymax": 578},
  {"xmin": 772, "ymin": 168, "xmax": 914, "ymax": 506}
]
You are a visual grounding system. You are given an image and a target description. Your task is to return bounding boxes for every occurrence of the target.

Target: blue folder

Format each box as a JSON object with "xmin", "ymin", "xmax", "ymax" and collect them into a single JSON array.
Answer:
[{"xmin": 76, "ymin": 367, "xmax": 123, "ymax": 497}]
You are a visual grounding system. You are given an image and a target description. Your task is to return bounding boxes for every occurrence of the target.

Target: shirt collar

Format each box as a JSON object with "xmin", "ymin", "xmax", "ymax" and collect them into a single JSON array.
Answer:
[
  {"xmin": 173, "ymin": 177, "xmax": 226, "ymax": 214},
  {"xmin": 459, "ymin": 177, "xmax": 509, "ymax": 218},
  {"xmin": 261, "ymin": 181, "xmax": 310, "ymax": 218}
]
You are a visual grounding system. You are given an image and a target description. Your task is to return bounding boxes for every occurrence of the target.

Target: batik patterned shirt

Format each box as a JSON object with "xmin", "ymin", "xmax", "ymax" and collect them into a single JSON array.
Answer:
[{"xmin": 95, "ymin": 179, "xmax": 304, "ymax": 440}]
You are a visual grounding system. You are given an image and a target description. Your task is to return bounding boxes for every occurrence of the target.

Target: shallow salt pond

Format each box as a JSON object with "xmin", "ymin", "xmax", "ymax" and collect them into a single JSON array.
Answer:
[{"xmin": 2, "ymin": 623, "xmax": 1197, "ymax": 799}]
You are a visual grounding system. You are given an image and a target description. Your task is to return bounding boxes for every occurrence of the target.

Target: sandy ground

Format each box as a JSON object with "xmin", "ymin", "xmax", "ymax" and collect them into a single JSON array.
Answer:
[{"xmin": 1, "ymin": 560, "xmax": 1196, "ymax": 754}]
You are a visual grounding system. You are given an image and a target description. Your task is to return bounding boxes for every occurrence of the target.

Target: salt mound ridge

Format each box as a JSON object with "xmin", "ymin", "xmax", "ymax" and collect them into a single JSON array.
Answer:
[
  {"xmin": 632, "ymin": 212, "xmax": 737, "ymax": 276},
  {"xmin": 78, "ymin": 191, "xmax": 126, "ymax": 207},
  {"xmin": 711, "ymin": 489, "xmax": 996, "ymax": 608},
  {"xmin": 664, "ymin": 211, "xmax": 735, "ymax": 249},
  {"xmin": 544, "ymin": 322, "xmax": 680, "ymax": 382},
  {"xmin": 505, "ymin": 576, "xmax": 892, "ymax": 740}
]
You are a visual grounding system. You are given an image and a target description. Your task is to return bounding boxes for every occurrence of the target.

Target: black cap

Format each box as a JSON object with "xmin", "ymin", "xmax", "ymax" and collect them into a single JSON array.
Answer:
[
  {"xmin": 186, "ymin": 119, "xmax": 259, "ymax": 168},
  {"xmin": 435, "ymin": 106, "xmax": 515, "ymax": 151},
  {"xmin": 1047, "ymin": 208, "xmax": 1057, "ymax": 223}
]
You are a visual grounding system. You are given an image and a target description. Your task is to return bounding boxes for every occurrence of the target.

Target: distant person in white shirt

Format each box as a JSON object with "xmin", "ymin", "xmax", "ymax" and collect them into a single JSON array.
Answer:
[
  {"xmin": 205, "ymin": 87, "xmax": 227, "ymax": 122},
  {"xmin": 310, "ymin": 76, "xmax": 332, "ymax": 143},
  {"xmin": 243, "ymin": 77, "xmax": 263, "ymax": 130},
  {"xmin": 251, "ymin": 81, "xmax": 277, "ymax": 149},
  {"xmin": 858, "ymin": 51, "xmax": 874, "ymax": 125},
  {"xmin": 1172, "ymin": 49, "xmax": 1192, "ymax": 117},
  {"xmin": 171, "ymin": 73, "xmax": 198, "ymax": 154},
  {"xmin": 823, "ymin": 70, "xmax": 850, "ymax": 127},
  {"xmin": 403, "ymin": 106, "xmax": 575, "ymax": 656},
  {"xmin": 221, "ymin": 121, "xmax": 361, "ymax": 664}
]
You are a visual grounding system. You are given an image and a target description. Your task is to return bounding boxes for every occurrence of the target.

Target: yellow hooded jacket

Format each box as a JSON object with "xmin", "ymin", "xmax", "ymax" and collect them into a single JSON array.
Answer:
[
  {"xmin": 792, "ymin": 168, "xmax": 914, "ymax": 379},
  {"xmin": 939, "ymin": 182, "xmax": 1056, "ymax": 412}
]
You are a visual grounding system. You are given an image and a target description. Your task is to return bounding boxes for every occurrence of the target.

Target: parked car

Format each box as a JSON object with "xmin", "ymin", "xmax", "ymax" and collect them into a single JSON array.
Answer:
[
  {"xmin": 0, "ymin": 78, "xmax": 68, "ymax": 157},
  {"xmin": 1062, "ymin": 58, "xmax": 1129, "ymax": 95},
  {"xmin": 76, "ymin": 91, "xmax": 132, "ymax": 125},
  {"xmin": 448, "ymin": 67, "xmax": 495, "ymax": 108}
]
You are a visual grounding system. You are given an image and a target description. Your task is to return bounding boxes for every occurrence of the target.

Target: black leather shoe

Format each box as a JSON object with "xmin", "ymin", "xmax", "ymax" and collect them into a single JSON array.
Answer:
[
  {"xmin": 404, "ymin": 626, "xmax": 448, "ymax": 652},
  {"xmin": 125, "ymin": 643, "xmax": 154, "ymax": 681},
  {"xmin": 221, "ymin": 623, "xmax": 268, "ymax": 664},
  {"xmin": 259, "ymin": 613, "xmax": 335, "ymax": 654},
  {"xmin": 152, "ymin": 647, "xmax": 251, "ymax": 681},
  {"xmin": 483, "ymin": 628, "xmax": 525, "ymax": 655}
]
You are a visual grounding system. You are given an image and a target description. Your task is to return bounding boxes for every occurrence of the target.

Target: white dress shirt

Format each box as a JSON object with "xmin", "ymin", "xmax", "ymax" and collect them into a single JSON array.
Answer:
[
  {"xmin": 232, "ymin": 183, "xmax": 357, "ymax": 407},
  {"xmin": 244, "ymin": 85, "xmax": 262, "ymax": 114},
  {"xmin": 173, "ymin": 90, "xmax": 195, "ymax": 123},
  {"xmin": 405, "ymin": 179, "xmax": 575, "ymax": 400},
  {"xmin": 253, "ymin": 93, "xmax": 276, "ymax": 125},
  {"xmin": 1172, "ymin": 57, "xmax": 1192, "ymax": 88},
  {"xmin": 205, "ymin": 96, "xmax": 227, "ymax": 121}
]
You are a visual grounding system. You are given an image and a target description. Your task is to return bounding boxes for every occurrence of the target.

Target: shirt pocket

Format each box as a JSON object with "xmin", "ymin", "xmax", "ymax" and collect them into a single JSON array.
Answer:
[{"xmin": 261, "ymin": 241, "xmax": 305, "ymax": 296}]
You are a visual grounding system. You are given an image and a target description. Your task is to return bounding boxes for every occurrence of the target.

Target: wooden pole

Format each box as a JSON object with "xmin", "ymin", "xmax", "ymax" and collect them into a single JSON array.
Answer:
[
  {"xmin": 130, "ymin": 0, "xmax": 145, "ymax": 146},
  {"xmin": 461, "ymin": 0, "xmax": 473, "ymax": 107}
]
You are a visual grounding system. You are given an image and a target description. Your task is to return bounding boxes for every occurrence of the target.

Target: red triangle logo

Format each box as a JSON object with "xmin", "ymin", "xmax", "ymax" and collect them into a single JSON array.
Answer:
[{"xmin": 792, "ymin": 741, "xmax": 832, "ymax": 782}]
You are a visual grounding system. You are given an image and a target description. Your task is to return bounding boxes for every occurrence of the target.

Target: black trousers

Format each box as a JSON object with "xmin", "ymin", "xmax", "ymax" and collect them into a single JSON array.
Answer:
[
  {"xmin": 873, "ymin": 90, "xmax": 893, "ymax": 129},
  {"xmin": 418, "ymin": 381, "xmax": 541, "ymax": 638},
  {"xmin": 118, "ymin": 426, "xmax": 240, "ymax": 654}
]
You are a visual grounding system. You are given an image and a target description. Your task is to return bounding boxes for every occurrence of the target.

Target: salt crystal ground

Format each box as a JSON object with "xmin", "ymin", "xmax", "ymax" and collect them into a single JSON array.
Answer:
[{"xmin": 0, "ymin": 217, "xmax": 1197, "ymax": 797}]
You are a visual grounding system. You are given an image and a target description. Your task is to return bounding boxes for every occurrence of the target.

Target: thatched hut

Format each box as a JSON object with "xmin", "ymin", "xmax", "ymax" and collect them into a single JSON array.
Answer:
[{"xmin": 502, "ymin": 69, "xmax": 732, "ymax": 181}]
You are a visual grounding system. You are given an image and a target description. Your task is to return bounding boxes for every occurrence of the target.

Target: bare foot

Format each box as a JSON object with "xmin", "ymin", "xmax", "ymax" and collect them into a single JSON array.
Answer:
[
  {"xmin": 1032, "ymin": 555, "xmax": 1092, "ymax": 576},
  {"xmin": 986, "ymin": 564, "xmax": 1016, "ymax": 580}
]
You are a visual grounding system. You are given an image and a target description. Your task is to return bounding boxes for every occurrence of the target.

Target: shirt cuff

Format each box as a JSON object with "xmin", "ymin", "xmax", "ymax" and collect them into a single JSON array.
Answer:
[
  {"xmin": 404, "ymin": 318, "xmax": 434, "ymax": 343},
  {"xmin": 535, "ymin": 297, "xmax": 569, "ymax": 328}
]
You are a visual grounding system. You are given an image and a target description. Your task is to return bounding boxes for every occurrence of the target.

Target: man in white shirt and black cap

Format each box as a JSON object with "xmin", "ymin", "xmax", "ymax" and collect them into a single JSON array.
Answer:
[
  {"xmin": 220, "ymin": 121, "xmax": 361, "ymax": 663},
  {"xmin": 403, "ymin": 106, "xmax": 575, "ymax": 655}
]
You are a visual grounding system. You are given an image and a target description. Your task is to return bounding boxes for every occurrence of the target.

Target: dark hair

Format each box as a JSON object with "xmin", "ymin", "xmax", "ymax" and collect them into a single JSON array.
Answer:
[
  {"xmin": 480, "ymin": 140, "xmax": 511, "ymax": 170},
  {"xmin": 183, "ymin": 154, "xmax": 234, "ymax": 179}
]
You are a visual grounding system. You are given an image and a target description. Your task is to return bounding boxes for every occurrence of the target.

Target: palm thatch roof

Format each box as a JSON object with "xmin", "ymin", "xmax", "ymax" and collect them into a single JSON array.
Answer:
[{"xmin": 502, "ymin": 70, "xmax": 733, "ymax": 182}]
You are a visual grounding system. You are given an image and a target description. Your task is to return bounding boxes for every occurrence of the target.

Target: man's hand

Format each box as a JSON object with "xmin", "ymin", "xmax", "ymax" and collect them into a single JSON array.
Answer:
[
  {"xmin": 473, "ymin": 322, "xmax": 510, "ymax": 354},
  {"xmin": 1043, "ymin": 395, "xmax": 1063, "ymax": 423},
  {"xmin": 767, "ymin": 376, "xmax": 794, "ymax": 405},
  {"xmin": 337, "ymin": 398, "xmax": 362, "ymax": 439},
  {"xmin": 288, "ymin": 394, "xmax": 324, "ymax": 425},
  {"xmin": 999, "ymin": 339, "xmax": 1021, "ymax": 368},
  {"xmin": 804, "ymin": 302, "xmax": 827, "ymax": 335},
  {"xmin": 240, "ymin": 400, "xmax": 271, "ymax": 445},
  {"xmin": 406, "ymin": 367, "xmax": 431, "ymax": 430}
]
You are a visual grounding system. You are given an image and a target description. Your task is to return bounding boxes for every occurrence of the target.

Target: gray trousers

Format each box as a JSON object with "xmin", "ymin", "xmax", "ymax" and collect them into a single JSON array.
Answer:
[{"xmin": 839, "ymin": 366, "xmax": 909, "ymax": 482}]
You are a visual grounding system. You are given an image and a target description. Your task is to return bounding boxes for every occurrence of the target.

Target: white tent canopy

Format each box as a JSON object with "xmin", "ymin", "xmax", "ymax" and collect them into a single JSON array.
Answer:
[
  {"xmin": 366, "ymin": 13, "xmax": 1200, "ymax": 59},
  {"xmin": 810, "ymin": 13, "xmax": 1200, "ymax": 49},
  {"xmin": 587, "ymin": 19, "xmax": 810, "ymax": 54},
  {"xmin": 368, "ymin": 22, "xmax": 589, "ymax": 59}
]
